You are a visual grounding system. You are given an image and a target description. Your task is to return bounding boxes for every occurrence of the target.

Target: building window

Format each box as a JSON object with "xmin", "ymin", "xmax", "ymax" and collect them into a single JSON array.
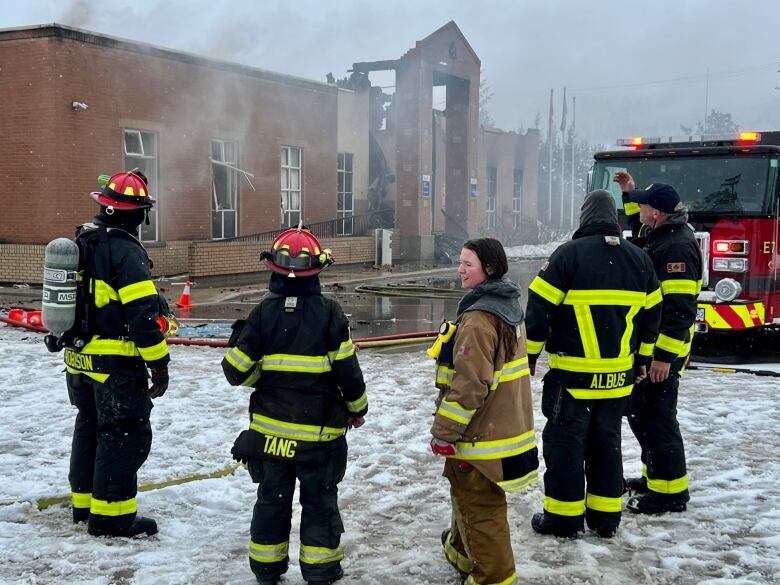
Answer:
[
  {"xmin": 124, "ymin": 129, "xmax": 159, "ymax": 241},
  {"xmin": 281, "ymin": 146, "xmax": 302, "ymax": 227},
  {"xmin": 513, "ymin": 168, "xmax": 523, "ymax": 229},
  {"xmin": 486, "ymin": 166, "xmax": 497, "ymax": 229},
  {"xmin": 337, "ymin": 152, "xmax": 354, "ymax": 236},
  {"xmin": 211, "ymin": 140, "xmax": 239, "ymax": 239}
]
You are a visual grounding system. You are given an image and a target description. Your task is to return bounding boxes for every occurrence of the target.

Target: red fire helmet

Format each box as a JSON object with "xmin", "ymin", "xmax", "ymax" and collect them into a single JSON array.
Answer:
[
  {"xmin": 261, "ymin": 227, "xmax": 334, "ymax": 277},
  {"xmin": 90, "ymin": 169, "xmax": 155, "ymax": 210}
]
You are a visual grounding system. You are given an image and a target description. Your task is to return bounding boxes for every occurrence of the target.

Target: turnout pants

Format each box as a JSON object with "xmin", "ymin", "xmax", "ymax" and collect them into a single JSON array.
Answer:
[
  {"xmin": 541, "ymin": 374, "xmax": 628, "ymax": 534},
  {"xmin": 442, "ymin": 459, "xmax": 517, "ymax": 585},
  {"xmin": 248, "ymin": 439, "xmax": 347, "ymax": 583},
  {"xmin": 628, "ymin": 372, "xmax": 689, "ymax": 499},
  {"xmin": 66, "ymin": 367, "xmax": 152, "ymax": 532}
]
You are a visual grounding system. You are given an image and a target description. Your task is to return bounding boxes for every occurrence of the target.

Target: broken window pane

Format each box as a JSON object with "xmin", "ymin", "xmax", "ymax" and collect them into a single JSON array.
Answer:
[{"xmin": 124, "ymin": 129, "xmax": 158, "ymax": 241}]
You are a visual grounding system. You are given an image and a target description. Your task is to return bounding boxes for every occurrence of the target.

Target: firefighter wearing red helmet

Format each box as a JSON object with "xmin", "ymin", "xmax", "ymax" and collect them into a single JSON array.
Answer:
[
  {"xmin": 223, "ymin": 226, "xmax": 366, "ymax": 585},
  {"xmin": 63, "ymin": 169, "xmax": 169, "ymax": 538}
]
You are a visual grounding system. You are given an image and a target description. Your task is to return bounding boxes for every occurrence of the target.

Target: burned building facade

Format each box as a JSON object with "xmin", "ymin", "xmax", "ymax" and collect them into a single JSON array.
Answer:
[{"xmin": 0, "ymin": 22, "xmax": 539, "ymax": 283}]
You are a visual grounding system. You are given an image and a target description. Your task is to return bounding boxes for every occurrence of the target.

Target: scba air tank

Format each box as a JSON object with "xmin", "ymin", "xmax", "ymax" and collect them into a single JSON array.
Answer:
[{"xmin": 42, "ymin": 238, "xmax": 80, "ymax": 337}]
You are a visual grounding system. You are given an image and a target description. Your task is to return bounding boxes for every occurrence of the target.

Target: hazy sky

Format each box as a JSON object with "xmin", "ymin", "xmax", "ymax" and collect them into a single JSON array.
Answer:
[{"xmin": 2, "ymin": 0, "xmax": 779, "ymax": 144}]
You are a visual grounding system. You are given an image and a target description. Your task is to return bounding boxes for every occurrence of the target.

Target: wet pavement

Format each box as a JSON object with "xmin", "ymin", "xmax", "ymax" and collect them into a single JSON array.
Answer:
[
  {"xmin": 0, "ymin": 259, "xmax": 546, "ymax": 339},
  {"xmin": 171, "ymin": 259, "xmax": 544, "ymax": 338}
]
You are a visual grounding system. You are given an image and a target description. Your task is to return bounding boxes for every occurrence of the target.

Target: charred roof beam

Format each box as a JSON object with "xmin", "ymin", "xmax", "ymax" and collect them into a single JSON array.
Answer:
[{"xmin": 350, "ymin": 60, "xmax": 400, "ymax": 74}]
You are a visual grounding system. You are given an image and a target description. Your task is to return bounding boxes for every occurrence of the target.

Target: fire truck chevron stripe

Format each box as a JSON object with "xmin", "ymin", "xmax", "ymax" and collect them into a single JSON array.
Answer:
[{"xmin": 704, "ymin": 303, "xmax": 766, "ymax": 330}]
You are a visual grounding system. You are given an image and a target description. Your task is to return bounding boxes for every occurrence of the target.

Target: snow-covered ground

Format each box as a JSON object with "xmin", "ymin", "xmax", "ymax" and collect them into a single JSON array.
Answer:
[{"xmin": 1, "ymin": 325, "xmax": 779, "ymax": 585}]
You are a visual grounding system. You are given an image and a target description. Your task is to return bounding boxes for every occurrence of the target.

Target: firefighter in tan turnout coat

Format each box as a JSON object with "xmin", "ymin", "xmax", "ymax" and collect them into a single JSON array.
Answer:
[{"xmin": 429, "ymin": 238, "xmax": 538, "ymax": 585}]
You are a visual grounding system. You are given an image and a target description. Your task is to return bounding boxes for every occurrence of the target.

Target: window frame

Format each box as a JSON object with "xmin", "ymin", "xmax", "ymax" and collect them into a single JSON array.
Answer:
[
  {"xmin": 210, "ymin": 139, "xmax": 240, "ymax": 239},
  {"xmin": 123, "ymin": 129, "xmax": 159, "ymax": 242},
  {"xmin": 281, "ymin": 146, "xmax": 303, "ymax": 228},
  {"xmin": 485, "ymin": 165, "xmax": 497, "ymax": 229},
  {"xmin": 337, "ymin": 152, "xmax": 354, "ymax": 236}
]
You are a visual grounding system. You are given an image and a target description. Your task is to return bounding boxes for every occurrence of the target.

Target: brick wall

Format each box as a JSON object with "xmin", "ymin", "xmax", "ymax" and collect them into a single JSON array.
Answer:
[
  {"xmin": 0, "ymin": 26, "xmax": 338, "ymax": 245},
  {"xmin": 0, "ymin": 236, "xmax": 379, "ymax": 285}
]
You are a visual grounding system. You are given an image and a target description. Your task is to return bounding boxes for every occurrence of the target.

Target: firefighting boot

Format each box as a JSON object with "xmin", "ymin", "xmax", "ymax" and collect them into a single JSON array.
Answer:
[
  {"xmin": 627, "ymin": 491, "xmax": 688, "ymax": 514},
  {"xmin": 255, "ymin": 578, "xmax": 279, "ymax": 585},
  {"xmin": 73, "ymin": 508, "xmax": 90, "ymax": 524},
  {"xmin": 88, "ymin": 515, "xmax": 158, "ymax": 537},
  {"xmin": 531, "ymin": 512, "xmax": 583, "ymax": 539},
  {"xmin": 623, "ymin": 476, "xmax": 649, "ymax": 495},
  {"xmin": 307, "ymin": 566, "xmax": 344, "ymax": 585}
]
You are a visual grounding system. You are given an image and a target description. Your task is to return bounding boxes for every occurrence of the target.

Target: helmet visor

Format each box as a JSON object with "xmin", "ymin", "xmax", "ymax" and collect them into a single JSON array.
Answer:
[{"xmin": 273, "ymin": 249, "xmax": 318, "ymax": 270}]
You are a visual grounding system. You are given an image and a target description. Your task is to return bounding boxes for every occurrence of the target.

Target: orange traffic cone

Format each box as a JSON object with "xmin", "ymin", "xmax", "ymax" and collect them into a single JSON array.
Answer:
[{"xmin": 175, "ymin": 280, "xmax": 193, "ymax": 308}]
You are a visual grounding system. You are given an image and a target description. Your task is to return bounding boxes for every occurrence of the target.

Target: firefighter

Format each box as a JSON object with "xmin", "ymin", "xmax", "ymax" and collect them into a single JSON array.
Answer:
[
  {"xmin": 429, "ymin": 238, "xmax": 539, "ymax": 585},
  {"xmin": 222, "ymin": 227, "xmax": 367, "ymax": 585},
  {"xmin": 614, "ymin": 172, "xmax": 703, "ymax": 514},
  {"xmin": 526, "ymin": 190, "xmax": 662, "ymax": 538},
  {"xmin": 64, "ymin": 170, "xmax": 169, "ymax": 537}
]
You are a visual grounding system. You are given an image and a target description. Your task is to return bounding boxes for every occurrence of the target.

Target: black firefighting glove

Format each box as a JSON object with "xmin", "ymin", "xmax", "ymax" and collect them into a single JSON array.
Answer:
[
  {"xmin": 147, "ymin": 366, "xmax": 169, "ymax": 399},
  {"xmin": 44, "ymin": 334, "xmax": 63, "ymax": 353}
]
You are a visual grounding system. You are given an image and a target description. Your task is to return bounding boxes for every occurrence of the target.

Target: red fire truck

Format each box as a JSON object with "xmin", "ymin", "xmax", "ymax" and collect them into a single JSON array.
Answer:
[{"xmin": 590, "ymin": 131, "xmax": 780, "ymax": 335}]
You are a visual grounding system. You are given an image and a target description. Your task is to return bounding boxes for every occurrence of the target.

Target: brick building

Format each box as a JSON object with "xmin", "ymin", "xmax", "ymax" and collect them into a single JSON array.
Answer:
[{"xmin": 0, "ymin": 22, "xmax": 539, "ymax": 284}]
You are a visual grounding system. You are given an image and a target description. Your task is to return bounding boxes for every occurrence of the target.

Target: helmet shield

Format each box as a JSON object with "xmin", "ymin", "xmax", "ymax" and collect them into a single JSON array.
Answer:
[{"xmin": 261, "ymin": 227, "xmax": 333, "ymax": 276}]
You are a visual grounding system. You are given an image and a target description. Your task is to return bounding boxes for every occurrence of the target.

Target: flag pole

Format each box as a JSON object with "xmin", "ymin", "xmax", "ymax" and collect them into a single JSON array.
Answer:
[
  {"xmin": 560, "ymin": 87, "xmax": 567, "ymax": 227},
  {"xmin": 547, "ymin": 88, "xmax": 554, "ymax": 223},
  {"xmin": 570, "ymin": 96, "xmax": 576, "ymax": 228}
]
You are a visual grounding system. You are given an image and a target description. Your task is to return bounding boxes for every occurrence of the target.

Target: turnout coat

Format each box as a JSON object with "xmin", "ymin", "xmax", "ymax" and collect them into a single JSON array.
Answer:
[{"xmin": 431, "ymin": 285, "xmax": 539, "ymax": 493}]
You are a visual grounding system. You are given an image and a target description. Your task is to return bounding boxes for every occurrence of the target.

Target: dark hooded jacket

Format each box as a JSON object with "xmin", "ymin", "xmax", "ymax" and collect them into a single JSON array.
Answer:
[
  {"xmin": 525, "ymin": 190, "xmax": 662, "ymax": 399},
  {"xmin": 222, "ymin": 272, "xmax": 367, "ymax": 462},
  {"xmin": 621, "ymin": 193, "xmax": 703, "ymax": 365}
]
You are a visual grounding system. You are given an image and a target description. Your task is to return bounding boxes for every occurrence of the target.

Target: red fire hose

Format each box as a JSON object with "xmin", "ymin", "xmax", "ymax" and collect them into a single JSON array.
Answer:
[{"xmin": 0, "ymin": 312, "xmax": 437, "ymax": 349}]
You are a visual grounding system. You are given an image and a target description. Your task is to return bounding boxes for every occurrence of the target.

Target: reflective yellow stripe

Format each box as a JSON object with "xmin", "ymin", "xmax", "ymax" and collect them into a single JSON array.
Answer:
[
  {"xmin": 574, "ymin": 305, "xmax": 600, "ymax": 358},
  {"xmin": 72, "ymin": 492, "xmax": 91, "ymax": 509},
  {"xmin": 641, "ymin": 463, "xmax": 648, "ymax": 479},
  {"xmin": 563, "ymin": 289, "xmax": 647, "ymax": 306},
  {"xmin": 93, "ymin": 279, "xmax": 119, "ymax": 308},
  {"xmin": 250, "ymin": 413, "xmax": 345, "ymax": 442},
  {"xmin": 567, "ymin": 384, "xmax": 633, "ymax": 399},
  {"xmin": 489, "ymin": 357, "xmax": 530, "ymax": 390},
  {"xmin": 529, "ymin": 276, "xmax": 565, "ymax": 306},
  {"xmin": 527, "ymin": 339, "xmax": 545, "ymax": 354},
  {"xmin": 118, "ymin": 280, "xmax": 158, "ymax": 304},
  {"xmin": 137, "ymin": 338, "xmax": 168, "ymax": 362},
  {"xmin": 543, "ymin": 496, "xmax": 585, "ymax": 517},
  {"xmin": 645, "ymin": 287, "xmax": 662, "ymax": 308},
  {"xmin": 261, "ymin": 353, "xmax": 332, "ymax": 373},
  {"xmin": 346, "ymin": 390, "xmax": 368, "ymax": 413},
  {"xmin": 240, "ymin": 365, "xmax": 262, "ymax": 387},
  {"xmin": 549, "ymin": 354, "xmax": 634, "ymax": 373},
  {"xmin": 624, "ymin": 201, "xmax": 640, "ymax": 215},
  {"xmin": 225, "ymin": 347, "xmax": 255, "ymax": 373},
  {"xmin": 436, "ymin": 365, "xmax": 454, "ymax": 387},
  {"xmin": 497, "ymin": 468, "xmax": 539, "ymax": 493},
  {"xmin": 648, "ymin": 474, "xmax": 688, "ymax": 494},
  {"xmin": 443, "ymin": 530, "xmax": 473, "ymax": 574},
  {"xmin": 80, "ymin": 336, "xmax": 140, "ymax": 357},
  {"xmin": 91, "ymin": 497, "xmax": 136, "ymax": 516},
  {"xmin": 249, "ymin": 540, "xmax": 289, "ymax": 563},
  {"xmin": 619, "ymin": 306, "xmax": 641, "ymax": 357},
  {"xmin": 437, "ymin": 399, "xmax": 476, "ymax": 425},
  {"xmin": 465, "ymin": 572, "xmax": 518, "ymax": 585},
  {"xmin": 299, "ymin": 544, "xmax": 345, "ymax": 565},
  {"xmin": 661, "ymin": 279, "xmax": 700, "ymax": 295},
  {"xmin": 330, "ymin": 338, "xmax": 355, "ymax": 362},
  {"xmin": 66, "ymin": 365, "xmax": 110, "ymax": 383},
  {"xmin": 655, "ymin": 333, "xmax": 686, "ymax": 355},
  {"xmin": 453, "ymin": 429, "xmax": 536, "ymax": 461},
  {"xmin": 586, "ymin": 492, "xmax": 623, "ymax": 513},
  {"xmin": 638, "ymin": 342, "xmax": 655, "ymax": 357}
]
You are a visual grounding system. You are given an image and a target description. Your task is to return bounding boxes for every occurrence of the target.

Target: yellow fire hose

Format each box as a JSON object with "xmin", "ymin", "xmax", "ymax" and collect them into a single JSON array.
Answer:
[{"xmin": 34, "ymin": 462, "xmax": 242, "ymax": 511}]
